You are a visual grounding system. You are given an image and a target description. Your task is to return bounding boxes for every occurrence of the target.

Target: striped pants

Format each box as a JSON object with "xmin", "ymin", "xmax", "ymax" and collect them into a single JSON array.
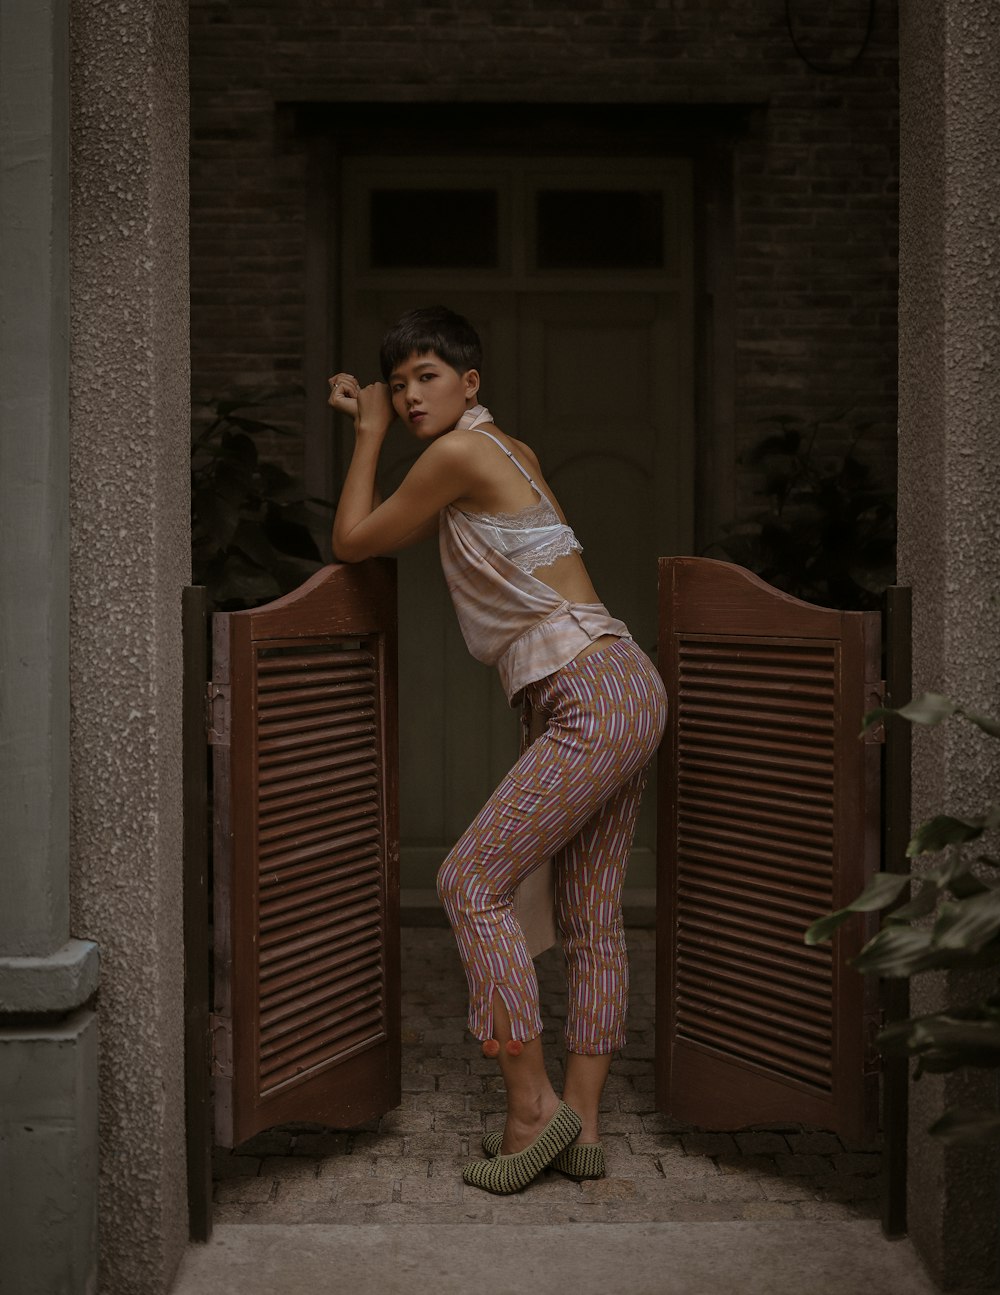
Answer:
[{"xmin": 437, "ymin": 637, "xmax": 668, "ymax": 1055}]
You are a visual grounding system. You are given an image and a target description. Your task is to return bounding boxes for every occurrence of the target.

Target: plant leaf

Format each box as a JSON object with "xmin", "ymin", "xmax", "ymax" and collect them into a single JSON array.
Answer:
[
  {"xmin": 230, "ymin": 520, "xmax": 277, "ymax": 571},
  {"xmin": 863, "ymin": 694, "xmax": 1000, "ymax": 740},
  {"xmin": 219, "ymin": 431, "xmax": 258, "ymax": 468},
  {"xmin": 192, "ymin": 489, "xmax": 239, "ymax": 549},
  {"xmin": 907, "ymin": 814, "xmax": 989, "ymax": 856},
  {"xmin": 962, "ymin": 709, "xmax": 1000, "ymax": 739},
  {"xmin": 863, "ymin": 693, "xmax": 957, "ymax": 733},
  {"xmin": 886, "ymin": 881, "xmax": 940, "ymax": 923},
  {"xmin": 949, "ymin": 870, "xmax": 994, "ymax": 899},
  {"xmin": 272, "ymin": 556, "xmax": 324, "ymax": 592},
  {"xmin": 932, "ymin": 888, "xmax": 1000, "ymax": 953},
  {"xmin": 803, "ymin": 871, "xmax": 912, "ymax": 945},
  {"xmin": 898, "ymin": 693, "xmax": 959, "ymax": 725},
  {"xmin": 263, "ymin": 512, "xmax": 322, "ymax": 562},
  {"xmin": 878, "ymin": 1012, "xmax": 1000, "ymax": 1075},
  {"xmin": 852, "ymin": 925, "xmax": 935, "ymax": 976},
  {"xmin": 226, "ymin": 415, "xmax": 293, "ymax": 437},
  {"xmin": 209, "ymin": 556, "xmax": 282, "ymax": 607},
  {"xmin": 930, "ymin": 1108, "xmax": 1000, "ymax": 1144},
  {"xmin": 749, "ymin": 430, "xmax": 801, "ymax": 461}
]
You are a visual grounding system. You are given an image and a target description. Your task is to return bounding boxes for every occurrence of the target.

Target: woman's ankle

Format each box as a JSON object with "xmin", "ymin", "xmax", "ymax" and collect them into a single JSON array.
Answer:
[
  {"xmin": 507, "ymin": 1086, "xmax": 559, "ymax": 1123},
  {"xmin": 560, "ymin": 1094, "xmax": 598, "ymax": 1140}
]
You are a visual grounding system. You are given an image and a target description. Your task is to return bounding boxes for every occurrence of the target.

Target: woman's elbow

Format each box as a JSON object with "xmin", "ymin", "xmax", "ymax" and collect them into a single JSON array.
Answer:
[{"xmin": 332, "ymin": 534, "xmax": 371, "ymax": 564}]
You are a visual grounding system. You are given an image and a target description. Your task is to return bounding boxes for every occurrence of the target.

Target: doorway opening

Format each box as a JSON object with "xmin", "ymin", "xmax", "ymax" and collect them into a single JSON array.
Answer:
[{"xmin": 338, "ymin": 153, "xmax": 694, "ymax": 888}]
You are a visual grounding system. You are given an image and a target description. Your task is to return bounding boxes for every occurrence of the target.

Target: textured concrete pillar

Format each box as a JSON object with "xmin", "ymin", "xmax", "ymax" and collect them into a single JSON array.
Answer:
[
  {"xmin": 0, "ymin": 1014, "xmax": 99, "ymax": 1294},
  {"xmin": 0, "ymin": 0, "xmax": 70, "ymax": 954},
  {"xmin": 898, "ymin": 2, "xmax": 1000, "ymax": 1289},
  {"xmin": 0, "ymin": 2, "xmax": 99, "ymax": 1290},
  {"xmin": 69, "ymin": 0, "xmax": 191, "ymax": 1290}
]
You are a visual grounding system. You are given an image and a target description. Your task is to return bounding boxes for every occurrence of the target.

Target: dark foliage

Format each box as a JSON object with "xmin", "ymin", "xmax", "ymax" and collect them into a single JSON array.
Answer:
[
  {"xmin": 191, "ymin": 391, "xmax": 331, "ymax": 610},
  {"xmin": 807, "ymin": 695, "xmax": 1000, "ymax": 1144},
  {"xmin": 707, "ymin": 417, "xmax": 896, "ymax": 610}
]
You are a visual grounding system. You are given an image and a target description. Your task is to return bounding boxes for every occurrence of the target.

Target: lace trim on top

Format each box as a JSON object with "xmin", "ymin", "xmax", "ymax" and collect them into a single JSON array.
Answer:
[
  {"xmin": 509, "ymin": 531, "xmax": 583, "ymax": 576},
  {"xmin": 456, "ymin": 409, "xmax": 584, "ymax": 574},
  {"xmin": 463, "ymin": 498, "xmax": 561, "ymax": 529}
]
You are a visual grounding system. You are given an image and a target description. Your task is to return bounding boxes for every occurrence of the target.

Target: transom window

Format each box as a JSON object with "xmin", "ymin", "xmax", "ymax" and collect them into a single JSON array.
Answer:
[{"xmin": 351, "ymin": 161, "xmax": 684, "ymax": 283}]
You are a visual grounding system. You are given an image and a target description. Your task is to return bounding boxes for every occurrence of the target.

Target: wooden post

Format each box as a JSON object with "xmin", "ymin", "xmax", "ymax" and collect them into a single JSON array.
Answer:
[
  {"xmin": 881, "ymin": 584, "xmax": 912, "ymax": 1238},
  {"xmin": 182, "ymin": 585, "xmax": 212, "ymax": 1241}
]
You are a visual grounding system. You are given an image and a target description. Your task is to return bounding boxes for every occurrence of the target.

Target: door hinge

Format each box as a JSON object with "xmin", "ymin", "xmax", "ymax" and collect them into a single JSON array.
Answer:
[
  {"xmin": 210, "ymin": 1012, "xmax": 233, "ymax": 1078},
  {"xmin": 206, "ymin": 681, "xmax": 230, "ymax": 746},
  {"xmin": 863, "ymin": 680, "xmax": 886, "ymax": 743}
]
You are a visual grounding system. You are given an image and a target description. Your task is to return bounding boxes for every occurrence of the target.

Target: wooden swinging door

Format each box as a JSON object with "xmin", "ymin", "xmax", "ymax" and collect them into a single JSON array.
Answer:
[
  {"xmin": 655, "ymin": 557, "xmax": 883, "ymax": 1143},
  {"xmin": 209, "ymin": 560, "xmax": 400, "ymax": 1148}
]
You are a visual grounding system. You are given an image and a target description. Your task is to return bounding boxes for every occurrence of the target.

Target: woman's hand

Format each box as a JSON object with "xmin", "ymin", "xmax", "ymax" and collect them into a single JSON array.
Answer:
[
  {"xmin": 355, "ymin": 382, "xmax": 394, "ymax": 439},
  {"xmin": 328, "ymin": 374, "xmax": 394, "ymax": 440},
  {"xmin": 328, "ymin": 372, "xmax": 360, "ymax": 420}
]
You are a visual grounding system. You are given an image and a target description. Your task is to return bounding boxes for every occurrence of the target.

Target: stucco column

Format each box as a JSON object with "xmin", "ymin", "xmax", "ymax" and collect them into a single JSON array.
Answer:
[
  {"xmin": 0, "ymin": 2, "xmax": 99, "ymax": 1291},
  {"xmin": 898, "ymin": 2, "xmax": 1000, "ymax": 1289},
  {"xmin": 69, "ymin": 0, "xmax": 191, "ymax": 1290}
]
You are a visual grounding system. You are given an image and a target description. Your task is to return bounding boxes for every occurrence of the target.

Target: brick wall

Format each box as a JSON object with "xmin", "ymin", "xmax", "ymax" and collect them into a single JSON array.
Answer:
[{"xmin": 190, "ymin": 0, "xmax": 899, "ymax": 532}]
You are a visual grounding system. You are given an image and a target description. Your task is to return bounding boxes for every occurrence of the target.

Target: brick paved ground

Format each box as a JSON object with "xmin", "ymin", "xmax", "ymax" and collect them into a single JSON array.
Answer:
[{"xmin": 213, "ymin": 926, "xmax": 881, "ymax": 1225}]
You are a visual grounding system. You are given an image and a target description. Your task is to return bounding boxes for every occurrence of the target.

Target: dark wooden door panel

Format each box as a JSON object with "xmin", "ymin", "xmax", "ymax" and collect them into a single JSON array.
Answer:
[
  {"xmin": 656, "ymin": 558, "xmax": 881, "ymax": 1144},
  {"xmin": 211, "ymin": 561, "xmax": 400, "ymax": 1148}
]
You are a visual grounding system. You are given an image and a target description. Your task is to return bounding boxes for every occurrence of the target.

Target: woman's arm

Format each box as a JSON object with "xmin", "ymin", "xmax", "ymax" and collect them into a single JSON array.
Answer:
[{"xmin": 329, "ymin": 379, "xmax": 472, "ymax": 562}]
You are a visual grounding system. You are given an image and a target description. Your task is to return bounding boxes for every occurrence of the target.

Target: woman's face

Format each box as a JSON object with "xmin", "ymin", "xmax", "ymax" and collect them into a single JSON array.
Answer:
[{"xmin": 387, "ymin": 350, "xmax": 479, "ymax": 441}]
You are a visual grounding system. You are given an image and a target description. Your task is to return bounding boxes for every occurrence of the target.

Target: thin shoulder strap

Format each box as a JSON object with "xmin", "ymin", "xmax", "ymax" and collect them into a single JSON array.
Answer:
[{"xmin": 473, "ymin": 427, "xmax": 537, "ymax": 486}]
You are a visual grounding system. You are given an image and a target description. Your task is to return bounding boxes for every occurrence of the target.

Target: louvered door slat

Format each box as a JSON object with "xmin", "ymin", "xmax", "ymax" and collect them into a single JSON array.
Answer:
[
  {"xmin": 676, "ymin": 948, "xmax": 828, "ymax": 1010},
  {"xmin": 680, "ymin": 770, "xmax": 833, "ymax": 810},
  {"xmin": 656, "ymin": 557, "xmax": 881, "ymax": 1141},
  {"xmin": 212, "ymin": 560, "xmax": 400, "ymax": 1147},
  {"xmin": 259, "ymin": 887, "xmax": 380, "ymax": 947},
  {"xmin": 259, "ymin": 928, "xmax": 380, "ymax": 984},
  {"xmin": 259, "ymin": 801, "xmax": 378, "ymax": 851},
  {"xmin": 260, "ymin": 933, "xmax": 381, "ymax": 993},
  {"xmin": 259, "ymin": 826, "xmax": 381, "ymax": 872},
  {"xmin": 259, "ymin": 778, "xmax": 380, "ymax": 829}
]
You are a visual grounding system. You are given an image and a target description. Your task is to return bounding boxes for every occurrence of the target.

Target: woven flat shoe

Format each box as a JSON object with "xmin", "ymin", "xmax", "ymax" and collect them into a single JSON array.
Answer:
[
  {"xmin": 482, "ymin": 1129, "xmax": 605, "ymax": 1181},
  {"xmin": 463, "ymin": 1101, "xmax": 582, "ymax": 1195},
  {"xmin": 551, "ymin": 1141, "xmax": 606, "ymax": 1181}
]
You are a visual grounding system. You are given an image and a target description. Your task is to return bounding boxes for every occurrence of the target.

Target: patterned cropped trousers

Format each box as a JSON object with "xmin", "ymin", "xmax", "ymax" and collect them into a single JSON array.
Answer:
[{"xmin": 436, "ymin": 637, "xmax": 668, "ymax": 1055}]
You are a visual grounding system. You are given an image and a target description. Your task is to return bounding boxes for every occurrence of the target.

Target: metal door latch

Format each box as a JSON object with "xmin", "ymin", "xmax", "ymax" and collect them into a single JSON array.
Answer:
[
  {"xmin": 206, "ymin": 682, "xmax": 230, "ymax": 745},
  {"xmin": 210, "ymin": 1012, "xmax": 233, "ymax": 1078},
  {"xmin": 864, "ymin": 681, "xmax": 887, "ymax": 743}
]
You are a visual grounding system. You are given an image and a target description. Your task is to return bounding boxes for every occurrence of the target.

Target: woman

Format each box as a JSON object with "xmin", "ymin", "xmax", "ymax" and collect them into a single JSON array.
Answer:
[{"xmin": 329, "ymin": 305, "xmax": 666, "ymax": 1195}]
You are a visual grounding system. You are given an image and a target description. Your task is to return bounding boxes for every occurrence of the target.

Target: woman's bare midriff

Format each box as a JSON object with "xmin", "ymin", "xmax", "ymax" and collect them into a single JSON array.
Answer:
[
  {"xmin": 572, "ymin": 633, "xmax": 621, "ymax": 664},
  {"xmin": 528, "ymin": 550, "xmax": 602, "ymax": 605},
  {"xmin": 528, "ymin": 552, "xmax": 621, "ymax": 664}
]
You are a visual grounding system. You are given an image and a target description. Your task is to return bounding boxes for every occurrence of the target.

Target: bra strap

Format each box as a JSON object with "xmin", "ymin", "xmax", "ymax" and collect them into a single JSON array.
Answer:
[{"xmin": 473, "ymin": 427, "xmax": 537, "ymax": 487}]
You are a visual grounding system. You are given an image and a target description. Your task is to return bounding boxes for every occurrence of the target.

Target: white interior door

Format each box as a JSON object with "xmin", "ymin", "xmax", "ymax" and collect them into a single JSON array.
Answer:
[{"xmin": 340, "ymin": 158, "xmax": 694, "ymax": 888}]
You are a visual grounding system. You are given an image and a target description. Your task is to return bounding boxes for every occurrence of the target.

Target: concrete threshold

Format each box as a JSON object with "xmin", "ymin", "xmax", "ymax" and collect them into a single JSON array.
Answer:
[{"xmin": 171, "ymin": 1221, "xmax": 935, "ymax": 1295}]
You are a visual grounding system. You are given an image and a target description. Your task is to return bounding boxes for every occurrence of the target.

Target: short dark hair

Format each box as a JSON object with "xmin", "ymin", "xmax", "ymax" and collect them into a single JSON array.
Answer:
[{"xmin": 379, "ymin": 305, "xmax": 482, "ymax": 382}]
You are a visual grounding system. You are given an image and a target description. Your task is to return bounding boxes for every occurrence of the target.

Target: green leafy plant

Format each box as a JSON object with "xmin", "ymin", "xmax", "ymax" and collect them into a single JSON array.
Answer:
[
  {"xmin": 191, "ymin": 391, "xmax": 332, "ymax": 609},
  {"xmin": 707, "ymin": 418, "xmax": 896, "ymax": 610},
  {"xmin": 806, "ymin": 693, "xmax": 1000, "ymax": 1143}
]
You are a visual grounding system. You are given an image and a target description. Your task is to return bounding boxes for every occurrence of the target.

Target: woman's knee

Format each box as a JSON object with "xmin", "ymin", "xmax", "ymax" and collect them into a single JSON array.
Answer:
[{"xmin": 436, "ymin": 854, "xmax": 473, "ymax": 920}]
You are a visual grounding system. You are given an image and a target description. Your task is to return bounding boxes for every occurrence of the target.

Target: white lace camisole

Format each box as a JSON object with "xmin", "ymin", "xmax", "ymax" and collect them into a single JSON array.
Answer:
[{"xmin": 458, "ymin": 427, "xmax": 584, "ymax": 575}]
